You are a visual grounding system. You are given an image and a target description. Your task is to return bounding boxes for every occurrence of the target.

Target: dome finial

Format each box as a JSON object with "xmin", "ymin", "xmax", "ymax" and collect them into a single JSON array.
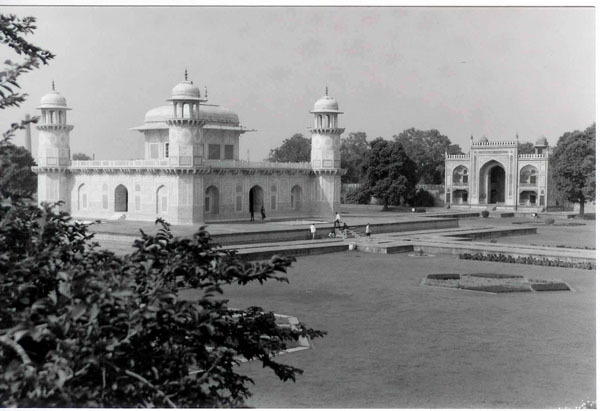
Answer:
[
  {"xmin": 52, "ymin": 80, "xmax": 55, "ymax": 92},
  {"xmin": 516, "ymin": 132, "xmax": 519, "ymax": 140},
  {"xmin": 204, "ymin": 86, "xmax": 208, "ymax": 99},
  {"xmin": 184, "ymin": 69, "xmax": 188, "ymax": 81},
  {"xmin": 325, "ymin": 86, "xmax": 328, "ymax": 96}
]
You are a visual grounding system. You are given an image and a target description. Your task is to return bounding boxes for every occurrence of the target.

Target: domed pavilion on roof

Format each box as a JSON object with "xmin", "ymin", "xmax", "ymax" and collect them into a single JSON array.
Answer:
[{"xmin": 32, "ymin": 75, "xmax": 345, "ymax": 224}]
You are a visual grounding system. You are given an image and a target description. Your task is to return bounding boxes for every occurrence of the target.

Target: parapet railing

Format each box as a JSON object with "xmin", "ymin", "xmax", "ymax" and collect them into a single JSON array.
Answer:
[
  {"xmin": 445, "ymin": 154, "xmax": 470, "ymax": 160},
  {"xmin": 471, "ymin": 141, "xmax": 517, "ymax": 147},
  {"xmin": 69, "ymin": 159, "xmax": 312, "ymax": 169},
  {"xmin": 518, "ymin": 154, "xmax": 548, "ymax": 159}
]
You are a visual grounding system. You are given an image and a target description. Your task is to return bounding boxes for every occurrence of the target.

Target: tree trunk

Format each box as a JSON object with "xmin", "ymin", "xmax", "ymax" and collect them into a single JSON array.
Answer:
[{"xmin": 579, "ymin": 198, "xmax": 585, "ymax": 216}]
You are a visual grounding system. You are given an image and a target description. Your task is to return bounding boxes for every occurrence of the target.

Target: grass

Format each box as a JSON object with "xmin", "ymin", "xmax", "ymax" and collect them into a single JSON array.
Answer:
[{"xmin": 180, "ymin": 252, "xmax": 596, "ymax": 408}]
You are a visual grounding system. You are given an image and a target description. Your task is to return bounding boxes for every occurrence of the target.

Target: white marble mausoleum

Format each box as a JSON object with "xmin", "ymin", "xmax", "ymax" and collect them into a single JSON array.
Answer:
[{"xmin": 33, "ymin": 74, "xmax": 344, "ymax": 224}]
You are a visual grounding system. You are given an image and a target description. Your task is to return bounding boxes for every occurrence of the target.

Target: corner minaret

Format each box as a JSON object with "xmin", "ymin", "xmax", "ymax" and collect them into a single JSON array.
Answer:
[
  {"xmin": 165, "ymin": 70, "xmax": 206, "ymax": 167},
  {"xmin": 309, "ymin": 87, "xmax": 344, "ymax": 216},
  {"xmin": 35, "ymin": 82, "xmax": 73, "ymax": 210}
]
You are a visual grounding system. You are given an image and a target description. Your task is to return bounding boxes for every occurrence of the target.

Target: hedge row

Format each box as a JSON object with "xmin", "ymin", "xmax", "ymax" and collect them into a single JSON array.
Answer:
[{"xmin": 459, "ymin": 253, "xmax": 596, "ymax": 270}]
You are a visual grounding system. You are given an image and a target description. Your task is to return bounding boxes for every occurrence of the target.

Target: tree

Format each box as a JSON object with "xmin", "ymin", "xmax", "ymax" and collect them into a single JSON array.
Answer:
[
  {"xmin": 0, "ymin": 142, "xmax": 36, "ymax": 198},
  {"xmin": 360, "ymin": 138, "xmax": 418, "ymax": 209},
  {"xmin": 267, "ymin": 133, "xmax": 311, "ymax": 163},
  {"xmin": 392, "ymin": 128, "xmax": 462, "ymax": 184},
  {"xmin": 72, "ymin": 152, "xmax": 92, "ymax": 160},
  {"xmin": 1, "ymin": 14, "xmax": 54, "ymax": 143},
  {"xmin": 340, "ymin": 131, "xmax": 369, "ymax": 183},
  {"xmin": 517, "ymin": 142, "xmax": 535, "ymax": 154},
  {"xmin": 0, "ymin": 204, "xmax": 323, "ymax": 407},
  {"xmin": 550, "ymin": 123, "xmax": 595, "ymax": 216},
  {"xmin": 0, "ymin": 13, "xmax": 324, "ymax": 407}
]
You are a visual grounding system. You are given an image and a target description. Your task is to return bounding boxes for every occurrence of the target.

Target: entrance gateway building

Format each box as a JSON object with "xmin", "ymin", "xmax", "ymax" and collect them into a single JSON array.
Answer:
[
  {"xmin": 444, "ymin": 135, "xmax": 555, "ymax": 210},
  {"xmin": 33, "ymin": 74, "xmax": 344, "ymax": 224}
]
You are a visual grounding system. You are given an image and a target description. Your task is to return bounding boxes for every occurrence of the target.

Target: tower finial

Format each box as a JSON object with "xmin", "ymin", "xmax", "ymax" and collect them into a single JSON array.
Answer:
[
  {"xmin": 325, "ymin": 86, "xmax": 328, "ymax": 96},
  {"xmin": 516, "ymin": 132, "xmax": 519, "ymax": 140},
  {"xmin": 205, "ymin": 86, "xmax": 208, "ymax": 99},
  {"xmin": 52, "ymin": 80, "xmax": 55, "ymax": 92},
  {"xmin": 184, "ymin": 69, "xmax": 188, "ymax": 81}
]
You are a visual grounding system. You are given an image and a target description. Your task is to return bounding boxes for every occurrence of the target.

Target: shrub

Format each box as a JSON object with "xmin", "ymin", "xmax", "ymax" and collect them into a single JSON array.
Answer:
[
  {"xmin": 0, "ymin": 200, "xmax": 324, "ymax": 407},
  {"xmin": 468, "ymin": 273, "xmax": 523, "ymax": 279},
  {"xmin": 459, "ymin": 252, "xmax": 595, "ymax": 270},
  {"xmin": 344, "ymin": 186, "xmax": 370, "ymax": 204},
  {"xmin": 426, "ymin": 273, "xmax": 460, "ymax": 280},
  {"xmin": 530, "ymin": 282, "xmax": 571, "ymax": 291},
  {"xmin": 481, "ymin": 210, "xmax": 490, "ymax": 218},
  {"xmin": 544, "ymin": 217, "xmax": 555, "ymax": 225},
  {"xmin": 410, "ymin": 189, "xmax": 435, "ymax": 207}
]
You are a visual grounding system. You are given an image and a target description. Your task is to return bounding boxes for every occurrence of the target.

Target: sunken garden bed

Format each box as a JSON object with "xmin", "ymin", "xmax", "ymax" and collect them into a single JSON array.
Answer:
[{"xmin": 422, "ymin": 272, "xmax": 572, "ymax": 293}]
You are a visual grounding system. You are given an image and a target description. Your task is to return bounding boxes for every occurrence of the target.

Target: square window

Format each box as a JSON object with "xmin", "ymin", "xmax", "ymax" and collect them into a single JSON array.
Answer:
[
  {"xmin": 208, "ymin": 144, "xmax": 221, "ymax": 160},
  {"xmin": 530, "ymin": 176, "xmax": 537, "ymax": 184},
  {"xmin": 224, "ymin": 145, "xmax": 234, "ymax": 160}
]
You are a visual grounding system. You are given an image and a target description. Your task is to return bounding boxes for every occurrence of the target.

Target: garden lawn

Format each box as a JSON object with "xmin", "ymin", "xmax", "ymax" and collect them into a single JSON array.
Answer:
[{"xmin": 181, "ymin": 251, "xmax": 596, "ymax": 408}]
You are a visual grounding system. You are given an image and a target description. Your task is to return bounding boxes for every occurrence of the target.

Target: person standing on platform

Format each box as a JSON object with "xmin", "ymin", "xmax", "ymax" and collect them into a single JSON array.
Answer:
[
  {"xmin": 334, "ymin": 211, "xmax": 341, "ymax": 228},
  {"xmin": 365, "ymin": 223, "xmax": 371, "ymax": 240},
  {"xmin": 310, "ymin": 223, "xmax": 316, "ymax": 240},
  {"xmin": 260, "ymin": 204, "xmax": 266, "ymax": 220}
]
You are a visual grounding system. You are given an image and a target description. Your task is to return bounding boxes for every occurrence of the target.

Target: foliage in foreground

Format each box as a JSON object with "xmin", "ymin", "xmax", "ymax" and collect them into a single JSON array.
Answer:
[
  {"xmin": 0, "ymin": 199, "xmax": 324, "ymax": 407},
  {"xmin": 459, "ymin": 252, "xmax": 595, "ymax": 270}
]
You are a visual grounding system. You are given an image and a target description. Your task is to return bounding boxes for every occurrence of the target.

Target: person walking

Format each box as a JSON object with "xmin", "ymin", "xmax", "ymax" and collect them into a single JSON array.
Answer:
[
  {"xmin": 342, "ymin": 222, "xmax": 349, "ymax": 239},
  {"xmin": 365, "ymin": 223, "xmax": 371, "ymax": 240},
  {"xmin": 260, "ymin": 204, "xmax": 266, "ymax": 220},
  {"xmin": 310, "ymin": 223, "xmax": 316, "ymax": 240}
]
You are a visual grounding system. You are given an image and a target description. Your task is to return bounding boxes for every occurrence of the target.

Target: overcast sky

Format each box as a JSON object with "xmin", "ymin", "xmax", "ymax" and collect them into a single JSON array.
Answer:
[{"xmin": 2, "ymin": 6, "xmax": 595, "ymax": 161}]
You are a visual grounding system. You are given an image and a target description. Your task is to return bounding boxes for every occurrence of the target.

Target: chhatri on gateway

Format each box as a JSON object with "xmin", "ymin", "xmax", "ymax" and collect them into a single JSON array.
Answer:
[{"xmin": 32, "ymin": 73, "xmax": 345, "ymax": 225}]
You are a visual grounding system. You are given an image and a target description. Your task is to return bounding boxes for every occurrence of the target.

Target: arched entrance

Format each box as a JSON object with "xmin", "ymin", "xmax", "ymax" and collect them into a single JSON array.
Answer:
[
  {"xmin": 205, "ymin": 186, "xmax": 219, "ymax": 214},
  {"xmin": 115, "ymin": 184, "xmax": 128, "ymax": 212},
  {"xmin": 249, "ymin": 185, "xmax": 264, "ymax": 215},
  {"xmin": 156, "ymin": 185, "xmax": 168, "ymax": 214},
  {"xmin": 479, "ymin": 161, "xmax": 506, "ymax": 205},
  {"xmin": 291, "ymin": 185, "xmax": 302, "ymax": 211}
]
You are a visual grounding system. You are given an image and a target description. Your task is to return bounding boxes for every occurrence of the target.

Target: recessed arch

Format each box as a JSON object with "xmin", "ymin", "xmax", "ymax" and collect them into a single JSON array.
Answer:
[
  {"xmin": 479, "ymin": 160, "xmax": 506, "ymax": 205},
  {"xmin": 114, "ymin": 184, "xmax": 128, "ymax": 212},
  {"xmin": 519, "ymin": 165, "xmax": 538, "ymax": 185},
  {"xmin": 249, "ymin": 185, "xmax": 264, "ymax": 214},
  {"xmin": 452, "ymin": 165, "xmax": 469, "ymax": 184},
  {"xmin": 205, "ymin": 185, "xmax": 219, "ymax": 214},
  {"xmin": 77, "ymin": 183, "xmax": 87, "ymax": 210},
  {"xmin": 291, "ymin": 185, "xmax": 302, "ymax": 211},
  {"xmin": 156, "ymin": 185, "xmax": 168, "ymax": 214}
]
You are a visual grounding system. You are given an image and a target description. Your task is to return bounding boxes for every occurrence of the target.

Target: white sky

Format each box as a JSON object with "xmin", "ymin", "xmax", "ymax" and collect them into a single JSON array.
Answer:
[{"xmin": 1, "ymin": 6, "xmax": 595, "ymax": 161}]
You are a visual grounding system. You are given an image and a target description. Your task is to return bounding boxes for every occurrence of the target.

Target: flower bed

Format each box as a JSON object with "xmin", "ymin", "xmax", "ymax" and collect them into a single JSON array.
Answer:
[
  {"xmin": 422, "ymin": 273, "xmax": 572, "ymax": 293},
  {"xmin": 459, "ymin": 252, "xmax": 595, "ymax": 270}
]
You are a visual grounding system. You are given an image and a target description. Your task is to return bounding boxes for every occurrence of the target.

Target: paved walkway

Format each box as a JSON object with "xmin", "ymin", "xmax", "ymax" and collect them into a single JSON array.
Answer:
[{"xmin": 90, "ymin": 208, "xmax": 594, "ymax": 264}]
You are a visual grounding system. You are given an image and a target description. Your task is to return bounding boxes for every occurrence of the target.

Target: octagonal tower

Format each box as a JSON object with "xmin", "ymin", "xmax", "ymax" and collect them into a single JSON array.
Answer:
[
  {"xmin": 309, "ymin": 87, "xmax": 344, "ymax": 216},
  {"xmin": 35, "ymin": 82, "xmax": 73, "ymax": 211}
]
